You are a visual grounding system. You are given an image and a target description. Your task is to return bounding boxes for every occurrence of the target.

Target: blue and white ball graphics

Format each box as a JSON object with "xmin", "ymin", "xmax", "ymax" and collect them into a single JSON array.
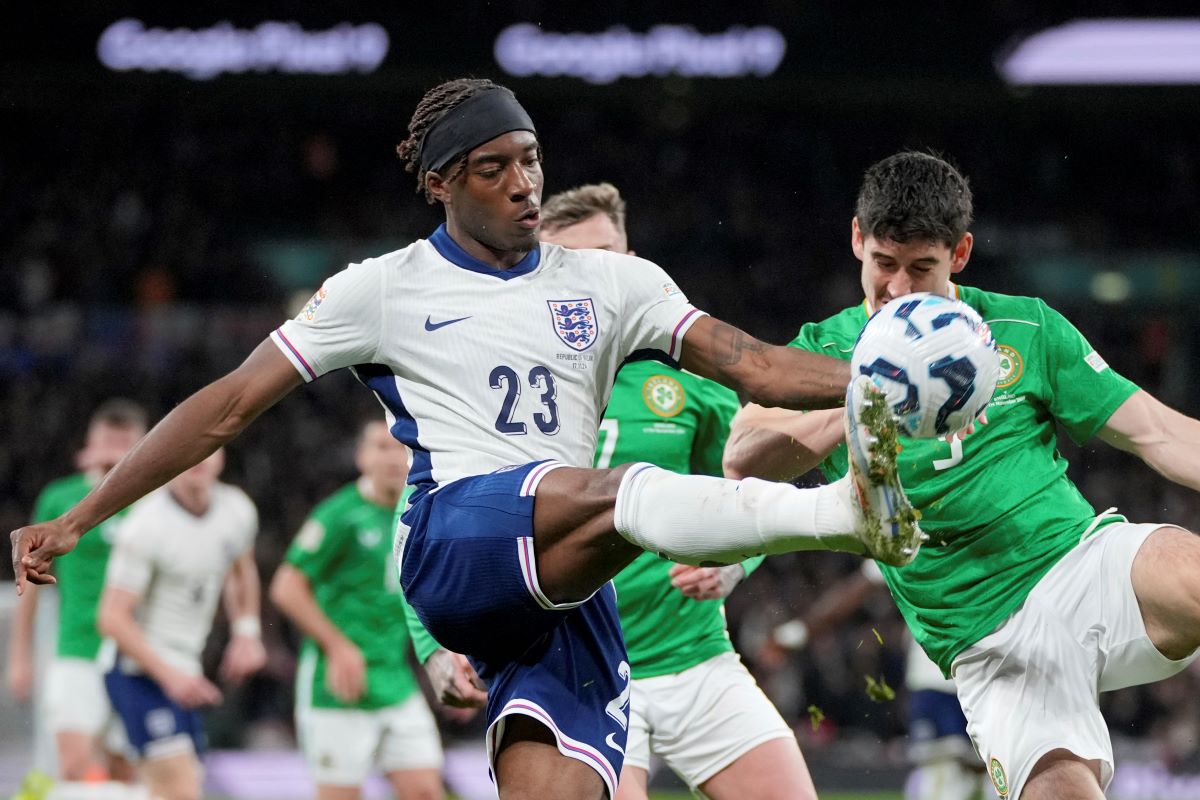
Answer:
[{"xmin": 851, "ymin": 293, "xmax": 1000, "ymax": 439}]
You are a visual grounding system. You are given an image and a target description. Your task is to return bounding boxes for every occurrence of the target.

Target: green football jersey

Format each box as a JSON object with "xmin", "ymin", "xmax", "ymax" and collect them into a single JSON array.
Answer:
[
  {"xmin": 789, "ymin": 286, "xmax": 1139, "ymax": 674},
  {"xmin": 597, "ymin": 360, "xmax": 762, "ymax": 679},
  {"xmin": 286, "ymin": 483, "xmax": 418, "ymax": 710},
  {"xmin": 32, "ymin": 474, "xmax": 128, "ymax": 660}
]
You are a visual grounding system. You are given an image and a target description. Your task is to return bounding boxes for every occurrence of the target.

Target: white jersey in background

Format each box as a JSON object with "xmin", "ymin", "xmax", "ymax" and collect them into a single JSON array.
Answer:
[
  {"xmin": 102, "ymin": 483, "xmax": 258, "ymax": 675},
  {"xmin": 272, "ymin": 225, "xmax": 703, "ymax": 492}
]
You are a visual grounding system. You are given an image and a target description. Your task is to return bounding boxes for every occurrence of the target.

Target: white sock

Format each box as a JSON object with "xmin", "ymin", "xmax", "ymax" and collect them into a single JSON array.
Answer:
[{"xmin": 612, "ymin": 463, "xmax": 865, "ymax": 566}]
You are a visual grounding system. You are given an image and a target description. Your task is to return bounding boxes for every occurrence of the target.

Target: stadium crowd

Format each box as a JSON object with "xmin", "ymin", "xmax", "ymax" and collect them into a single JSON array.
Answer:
[{"xmin": 4, "ymin": 77, "xmax": 1200, "ymax": 785}]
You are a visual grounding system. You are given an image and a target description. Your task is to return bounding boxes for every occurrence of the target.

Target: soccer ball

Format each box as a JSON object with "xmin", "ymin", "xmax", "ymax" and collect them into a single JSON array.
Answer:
[{"xmin": 850, "ymin": 293, "xmax": 1000, "ymax": 439}]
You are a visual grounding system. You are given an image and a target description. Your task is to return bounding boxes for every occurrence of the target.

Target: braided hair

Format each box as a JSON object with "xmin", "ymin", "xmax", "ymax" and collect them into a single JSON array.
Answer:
[{"xmin": 396, "ymin": 78, "xmax": 500, "ymax": 204}]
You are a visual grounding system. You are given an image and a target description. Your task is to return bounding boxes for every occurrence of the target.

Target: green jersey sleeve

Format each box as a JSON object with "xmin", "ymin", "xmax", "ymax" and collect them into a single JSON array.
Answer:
[
  {"xmin": 403, "ymin": 598, "xmax": 441, "ymax": 664},
  {"xmin": 285, "ymin": 504, "xmax": 351, "ymax": 584},
  {"xmin": 741, "ymin": 554, "xmax": 766, "ymax": 577},
  {"xmin": 1038, "ymin": 302, "xmax": 1139, "ymax": 444}
]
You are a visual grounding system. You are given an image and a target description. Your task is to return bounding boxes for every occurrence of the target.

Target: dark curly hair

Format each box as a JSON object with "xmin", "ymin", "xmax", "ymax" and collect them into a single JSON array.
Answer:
[
  {"xmin": 395, "ymin": 78, "xmax": 500, "ymax": 204},
  {"xmin": 855, "ymin": 151, "xmax": 973, "ymax": 247}
]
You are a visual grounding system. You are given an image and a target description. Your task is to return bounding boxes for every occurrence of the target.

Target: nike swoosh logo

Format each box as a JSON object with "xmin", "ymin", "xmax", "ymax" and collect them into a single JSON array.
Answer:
[
  {"xmin": 424, "ymin": 315, "xmax": 472, "ymax": 331},
  {"xmin": 604, "ymin": 733, "xmax": 625, "ymax": 755}
]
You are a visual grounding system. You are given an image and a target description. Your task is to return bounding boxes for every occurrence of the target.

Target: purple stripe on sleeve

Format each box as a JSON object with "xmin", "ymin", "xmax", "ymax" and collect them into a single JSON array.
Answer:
[{"xmin": 273, "ymin": 329, "xmax": 318, "ymax": 381}]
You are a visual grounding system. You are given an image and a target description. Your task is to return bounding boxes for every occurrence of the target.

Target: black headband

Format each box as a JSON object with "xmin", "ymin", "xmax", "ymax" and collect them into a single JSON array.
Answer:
[{"xmin": 418, "ymin": 87, "xmax": 537, "ymax": 174}]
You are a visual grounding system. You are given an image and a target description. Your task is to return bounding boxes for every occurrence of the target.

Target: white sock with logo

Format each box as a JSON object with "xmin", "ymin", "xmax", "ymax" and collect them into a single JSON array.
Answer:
[{"xmin": 612, "ymin": 463, "xmax": 863, "ymax": 565}]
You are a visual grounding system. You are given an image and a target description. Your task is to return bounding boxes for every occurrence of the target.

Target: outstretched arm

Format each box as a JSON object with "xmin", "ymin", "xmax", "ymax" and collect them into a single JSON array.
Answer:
[
  {"xmin": 723, "ymin": 404, "xmax": 843, "ymax": 481},
  {"xmin": 678, "ymin": 316, "xmax": 850, "ymax": 410},
  {"xmin": 12, "ymin": 341, "xmax": 303, "ymax": 591},
  {"xmin": 1098, "ymin": 389, "xmax": 1200, "ymax": 491}
]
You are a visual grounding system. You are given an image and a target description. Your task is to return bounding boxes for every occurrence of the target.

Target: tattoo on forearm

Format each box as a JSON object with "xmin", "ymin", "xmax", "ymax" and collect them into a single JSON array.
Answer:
[{"xmin": 710, "ymin": 323, "xmax": 768, "ymax": 366}]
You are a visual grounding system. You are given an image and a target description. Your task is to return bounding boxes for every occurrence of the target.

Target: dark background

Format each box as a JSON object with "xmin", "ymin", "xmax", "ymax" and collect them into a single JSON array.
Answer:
[{"xmin": 4, "ymin": 0, "xmax": 1200, "ymax": 781}]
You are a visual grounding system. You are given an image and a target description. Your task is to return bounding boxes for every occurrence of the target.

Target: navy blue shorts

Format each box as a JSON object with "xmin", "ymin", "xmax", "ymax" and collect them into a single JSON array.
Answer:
[
  {"xmin": 399, "ymin": 461, "xmax": 628, "ymax": 796},
  {"xmin": 105, "ymin": 666, "xmax": 206, "ymax": 760},
  {"xmin": 907, "ymin": 688, "xmax": 973, "ymax": 765}
]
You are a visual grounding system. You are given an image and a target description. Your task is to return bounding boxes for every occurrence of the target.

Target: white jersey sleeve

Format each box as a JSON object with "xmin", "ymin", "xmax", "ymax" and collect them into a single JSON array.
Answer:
[
  {"xmin": 608, "ymin": 254, "xmax": 705, "ymax": 363},
  {"xmin": 271, "ymin": 259, "xmax": 386, "ymax": 381},
  {"xmin": 105, "ymin": 511, "xmax": 156, "ymax": 597}
]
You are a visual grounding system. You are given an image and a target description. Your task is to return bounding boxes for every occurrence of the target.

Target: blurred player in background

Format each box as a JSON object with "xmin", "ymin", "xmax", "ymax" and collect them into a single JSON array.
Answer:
[
  {"xmin": 725, "ymin": 150, "xmax": 1200, "ymax": 800},
  {"xmin": 759, "ymin": 561, "xmax": 988, "ymax": 800},
  {"xmin": 12, "ymin": 78, "xmax": 919, "ymax": 800},
  {"xmin": 97, "ymin": 450, "xmax": 263, "ymax": 800},
  {"xmin": 539, "ymin": 183, "xmax": 814, "ymax": 800},
  {"xmin": 270, "ymin": 420, "xmax": 444, "ymax": 800},
  {"xmin": 6, "ymin": 399, "xmax": 147, "ymax": 783}
]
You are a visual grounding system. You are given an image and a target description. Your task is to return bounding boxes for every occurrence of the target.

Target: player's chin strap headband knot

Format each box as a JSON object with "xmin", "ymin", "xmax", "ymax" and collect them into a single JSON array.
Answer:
[{"xmin": 418, "ymin": 87, "xmax": 537, "ymax": 174}]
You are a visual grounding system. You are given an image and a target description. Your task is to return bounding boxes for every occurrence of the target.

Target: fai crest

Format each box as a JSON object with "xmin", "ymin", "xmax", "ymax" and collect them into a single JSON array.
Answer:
[{"xmin": 548, "ymin": 299, "xmax": 598, "ymax": 352}]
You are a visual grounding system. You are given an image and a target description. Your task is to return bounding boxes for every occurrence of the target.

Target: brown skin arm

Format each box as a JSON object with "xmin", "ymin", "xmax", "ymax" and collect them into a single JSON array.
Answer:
[
  {"xmin": 11, "ymin": 340, "xmax": 303, "ymax": 593},
  {"xmin": 678, "ymin": 316, "xmax": 850, "ymax": 410}
]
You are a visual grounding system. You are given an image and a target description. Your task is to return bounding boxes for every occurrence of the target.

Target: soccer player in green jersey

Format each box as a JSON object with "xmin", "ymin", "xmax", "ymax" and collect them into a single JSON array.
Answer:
[
  {"xmin": 724, "ymin": 151, "xmax": 1200, "ymax": 800},
  {"xmin": 270, "ymin": 420, "xmax": 444, "ymax": 800},
  {"xmin": 5, "ymin": 400, "xmax": 147, "ymax": 782},
  {"xmin": 540, "ymin": 183, "xmax": 814, "ymax": 800}
]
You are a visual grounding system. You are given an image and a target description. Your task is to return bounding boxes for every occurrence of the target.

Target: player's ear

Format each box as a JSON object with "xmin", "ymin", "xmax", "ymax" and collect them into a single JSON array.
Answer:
[
  {"xmin": 951, "ymin": 232, "xmax": 973, "ymax": 274},
  {"xmin": 425, "ymin": 171, "xmax": 451, "ymax": 206},
  {"xmin": 851, "ymin": 217, "xmax": 865, "ymax": 260}
]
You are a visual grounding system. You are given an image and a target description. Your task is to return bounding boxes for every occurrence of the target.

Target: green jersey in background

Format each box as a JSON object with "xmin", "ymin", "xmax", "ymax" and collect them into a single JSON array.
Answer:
[
  {"xmin": 789, "ymin": 285, "xmax": 1138, "ymax": 674},
  {"xmin": 32, "ymin": 474, "xmax": 128, "ymax": 660},
  {"xmin": 597, "ymin": 360, "xmax": 762, "ymax": 679},
  {"xmin": 286, "ymin": 483, "xmax": 419, "ymax": 710}
]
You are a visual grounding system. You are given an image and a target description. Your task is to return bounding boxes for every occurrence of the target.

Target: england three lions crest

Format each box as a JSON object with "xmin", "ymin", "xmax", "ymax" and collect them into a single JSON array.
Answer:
[{"xmin": 548, "ymin": 299, "xmax": 598, "ymax": 352}]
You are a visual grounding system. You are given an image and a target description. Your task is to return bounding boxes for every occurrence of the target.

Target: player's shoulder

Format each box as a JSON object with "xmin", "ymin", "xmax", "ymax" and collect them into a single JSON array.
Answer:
[
  {"xmin": 37, "ymin": 473, "xmax": 89, "ymax": 503},
  {"xmin": 958, "ymin": 285, "xmax": 1049, "ymax": 326},
  {"xmin": 543, "ymin": 244, "xmax": 665, "ymax": 282},
  {"xmin": 212, "ymin": 481, "xmax": 257, "ymax": 515},
  {"xmin": 310, "ymin": 482, "xmax": 364, "ymax": 519},
  {"xmin": 789, "ymin": 303, "xmax": 867, "ymax": 355},
  {"xmin": 116, "ymin": 488, "xmax": 171, "ymax": 541},
  {"xmin": 326, "ymin": 240, "xmax": 431, "ymax": 288},
  {"xmin": 676, "ymin": 368, "xmax": 739, "ymax": 405}
]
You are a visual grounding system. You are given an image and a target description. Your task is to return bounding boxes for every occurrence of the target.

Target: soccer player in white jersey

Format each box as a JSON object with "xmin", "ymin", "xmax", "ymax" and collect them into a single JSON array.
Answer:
[
  {"xmin": 13, "ymin": 78, "xmax": 923, "ymax": 800},
  {"xmin": 97, "ymin": 450, "xmax": 264, "ymax": 800}
]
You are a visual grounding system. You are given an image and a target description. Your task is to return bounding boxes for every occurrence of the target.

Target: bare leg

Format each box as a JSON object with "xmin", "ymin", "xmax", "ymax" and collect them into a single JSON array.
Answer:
[
  {"xmin": 614, "ymin": 765, "xmax": 649, "ymax": 800},
  {"xmin": 531, "ymin": 466, "xmax": 641, "ymax": 604},
  {"xmin": 384, "ymin": 768, "xmax": 444, "ymax": 800},
  {"xmin": 316, "ymin": 786, "xmax": 362, "ymax": 800},
  {"xmin": 141, "ymin": 752, "xmax": 203, "ymax": 800},
  {"xmin": 494, "ymin": 715, "xmax": 606, "ymax": 800},
  {"xmin": 55, "ymin": 731, "xmax": 101, "ymax": 780},
  {"xmin": 1021, "ymin": 750, "xmax": 1104, "ymax": 800},
  {"xmin": 699, "ymin": 738, "xmax": 817, "ymax": 800},
  {"xmin": 1131, "ymin": 526, "xmax": 1200, "ymax": 660}
]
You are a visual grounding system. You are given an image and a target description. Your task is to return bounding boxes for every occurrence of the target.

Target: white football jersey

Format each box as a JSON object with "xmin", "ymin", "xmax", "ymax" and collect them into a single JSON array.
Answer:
[
  {"xmin": 272, "ymin": 225, "xmax": 704, "ymax": 491},
  {"xmin": 103, "ymin": 483, "xmax": 258, "ymax": 675}
]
